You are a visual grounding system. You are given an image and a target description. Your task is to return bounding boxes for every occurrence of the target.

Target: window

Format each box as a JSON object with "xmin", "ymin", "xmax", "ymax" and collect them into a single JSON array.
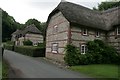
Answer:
[
  {"xmin": 83, "ymin": 29, "xmax": 88, "ymax": 35},
  {"xmin": 81, "ymin": 44, "xmax": 87, "ymax": 54},
  {"xmin": 117, "ymin": 27, "xmax": 120, "ymax": 35},
  {"xmin": 20, "ymin": 34, "xmax": 22, "ymax": 37},
  {"xmin": 52, "ymin": 43, "xmax": 58, "ymax": 53},
  {"xmin": 96, "ymin": 31, "xmax": 100, "ymax": 37},
  {"xmin": 53, "ymin": 25, "xmax": 58, "ymax": 33}
]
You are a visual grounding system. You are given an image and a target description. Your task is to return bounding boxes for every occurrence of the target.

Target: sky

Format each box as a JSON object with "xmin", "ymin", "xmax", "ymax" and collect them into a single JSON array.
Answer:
[{"xmin": 0, "ymin": 0, "xmax": 106, "ymax": 24}]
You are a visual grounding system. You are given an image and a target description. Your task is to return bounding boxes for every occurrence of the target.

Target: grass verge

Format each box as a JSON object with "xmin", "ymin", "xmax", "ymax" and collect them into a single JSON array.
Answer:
[
  {"xmin": 2, "ymin": 60, "xmax": 9, "ymax": 78},
  {"xmin": 69, "ymin": 64, "xmax": 119, "ymax": 78}
]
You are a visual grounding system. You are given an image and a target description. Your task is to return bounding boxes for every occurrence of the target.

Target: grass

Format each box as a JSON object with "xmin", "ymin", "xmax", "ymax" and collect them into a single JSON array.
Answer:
[
  {"xmin": 69, "ymin": 64, "xmax": 119, "ymax": 78},
  {"xmin": 0, "ymin": 62, "xmax": 2, "ymax": 79},
  {"xmin": 2, "ymin": 61, "xmax": 9, "ymax": 78}
]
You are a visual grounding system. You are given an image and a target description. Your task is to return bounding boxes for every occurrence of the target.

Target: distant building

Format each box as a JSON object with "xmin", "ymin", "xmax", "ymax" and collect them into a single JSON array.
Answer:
[
  {"xmin": 11, "ymin": 24, "xmax": 43, "ymax": 46},
  {"xmin": 46, "ymin": 1, "xmax": 120, "ymax": 62}
]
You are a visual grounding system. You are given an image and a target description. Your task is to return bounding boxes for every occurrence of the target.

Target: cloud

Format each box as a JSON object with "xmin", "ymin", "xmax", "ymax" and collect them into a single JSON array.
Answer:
[{"xmin": 0, "ymin": 0, "xmax": 104, "ymax": 24}]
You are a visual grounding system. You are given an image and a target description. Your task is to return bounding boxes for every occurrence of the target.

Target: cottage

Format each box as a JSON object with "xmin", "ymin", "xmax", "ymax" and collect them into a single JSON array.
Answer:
[
  {"xmin": 46, "ymin": 1, "xmax": 120, "ymax": 62},
  {"xmin": 11, "ymin": 24, "xmax": 43, "ymax": 46}
]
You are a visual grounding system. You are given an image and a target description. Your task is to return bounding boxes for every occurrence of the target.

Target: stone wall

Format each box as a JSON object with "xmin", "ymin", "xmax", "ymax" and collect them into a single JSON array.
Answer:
[
  {"xmin": 107, "ymin": 27, "xmax": 120, "ymax": 53},
  {"xmin": 71, "ymin": 26, "xmax": 106, "ymax": 47},
  {"xmin": 46, "ymin": 11, "xmax": 70, "ymax": 62},
  {"xmin": 15, "ymin": 33, "xmax": 43, "ymax": 46},
  {"xmin": 25, "ymin": 33, "xmax": 43, "ymax": 43}
]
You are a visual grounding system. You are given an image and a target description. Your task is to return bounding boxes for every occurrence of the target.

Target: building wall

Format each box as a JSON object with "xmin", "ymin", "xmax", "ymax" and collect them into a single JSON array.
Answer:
[
  {"xmin": 15, "ymin": 33, "xmax": 43, "ymax": 46},
  {"xmin": 107, "ymin": 27, "xmax": 120, "ymax": 53},
  {"xmin": 11, "ymin": 34, "xmax": 16, "ymax": 41},
  {"xmin": 25, "ymin": 33, "xmax": 43, "ymax": 44},
  {"xmin": 46, "ymin": 11, "xmax": 70, "ymax": 62},
  {"xmin": 18, "ymin": 37, "xmax": 24, "ymax": 46},
  {"xmin": 70, "ymin": 26, "xmax": 106, "ymax": 47}
]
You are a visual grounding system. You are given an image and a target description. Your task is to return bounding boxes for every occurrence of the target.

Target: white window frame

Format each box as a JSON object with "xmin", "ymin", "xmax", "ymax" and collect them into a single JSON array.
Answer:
[
  {"xmin": 52, "ymin": 43, "xmax": 58, "ymax": 53},
  {"xmin": 81, "ymin": 44, "xmax": 87, "ymax": 54},
  {"xmin": 83, "ymin": 29, "xmax": 88, "ymax": 35},
  {"xmin": 117, "ymin": 27, "xmax": 120, "ymax": 35},
  {"xmin": 96, "ymin": 31, "xmax": 100, "ymax": 37}
]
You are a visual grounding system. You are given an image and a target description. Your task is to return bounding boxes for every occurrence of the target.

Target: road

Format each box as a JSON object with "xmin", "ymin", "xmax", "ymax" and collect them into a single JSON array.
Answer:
[{"xmin": 3, "ymin": 50, "xmax": 91, "ymax": 78}]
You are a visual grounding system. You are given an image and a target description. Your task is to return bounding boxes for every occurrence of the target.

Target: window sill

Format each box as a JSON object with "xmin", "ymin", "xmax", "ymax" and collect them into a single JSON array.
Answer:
[
  {"xmin": 52, "ymin": 51, "xmax": 58, "ymax": 53},
  {"xmin": 83, "ymin": 34, "xmax": 88, "ymax": 36}
]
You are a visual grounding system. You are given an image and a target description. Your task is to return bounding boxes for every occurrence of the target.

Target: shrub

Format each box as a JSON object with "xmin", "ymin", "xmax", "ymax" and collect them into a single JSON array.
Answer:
[
  {"xmin": 23, "ymin": 40, "xmax": 33, "ymax": 46},
  {"xmin": 64, "ymin": 44, "xmax": 81, "ymax": 66},
  {"xmin": 87, "ymin": 39, "xmax": 119, "ymax": 64},
  {"xmin": 38, "ymin": 43, "xmax": 45, "ymax": 48},
  {"xmin": 64, "ymin": 39, "xmax": 119, "ymax": 65},
  {"xmin": 14, "ymin": 46, "xmax": 45, "ymax": 57}
]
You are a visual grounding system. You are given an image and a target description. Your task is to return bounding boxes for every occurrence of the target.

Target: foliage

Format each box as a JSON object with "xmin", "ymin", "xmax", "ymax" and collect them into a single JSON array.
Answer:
[
  {"xmin": 14, "ymin": 46, "xmax": 45, "ymax": 57},
  {"xmin": 2, "ymin": 61, "xmax": 9, "ymax": 78},
  {"xmin": 2, "ymin": 9, "xmax": 46, "ymax": 42},
  {"xmin": 4, "ymin": 44, "xmax": 14, "ymax": 51},
  {"xmin": 64, "ymin": 39, "xmax": 119, "ymax": 66},
  {"xmin": 5, "ymin": 41, "xmax": 15, "ymax": 45},
  {"xmin": 23, "ymin": 40, "xmax": 33, "ymax": 46},
  {"xmin": 38, "ymin": 43, "xmax": 45, "ymax": 48},
  {"xmin": 87, "ymin": 39, "xmax": 119, "ymax": 64},
  {"xmin": 93, "ymin": 1, "xmax": 120, "ymax": 11},
  {"xmin": 2, "ymin": 10, "xmax": 18, "ymax": 42},
  {"xmin": 25, "ymin": 19, "xmax": 46, "ymax": 36},
  {"xmin": 64, "ymin": 44, "xmax": 81, "ymax": 66}
]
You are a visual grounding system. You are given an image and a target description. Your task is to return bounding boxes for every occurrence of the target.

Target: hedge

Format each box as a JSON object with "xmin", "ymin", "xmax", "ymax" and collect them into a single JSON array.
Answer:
[
  {"xmin": 14, "ymin": 46, "xmax": 45, "ymax": 57},
  {"xmin": 4, "ymin": 44, "xmax": 14, "ymax": 51}
]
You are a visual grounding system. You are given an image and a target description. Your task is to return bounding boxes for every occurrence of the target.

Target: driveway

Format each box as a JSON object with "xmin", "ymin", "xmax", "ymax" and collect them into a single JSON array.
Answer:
[{"xmin": 3, "ymin": 50, "xmax": 91, "ymax": 78}]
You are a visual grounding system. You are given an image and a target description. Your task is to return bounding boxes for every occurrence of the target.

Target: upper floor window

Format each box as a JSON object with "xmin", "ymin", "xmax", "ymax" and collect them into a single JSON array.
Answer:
[
  {"xmin": 96, "ymin": 31, "xmax": 100, "ymax": 37},
  {"xmin": 20, "ymin": 34, "xmax": 22, "ymax": 37},
  {"xmin": 117, "ymin": 27, "xmax": 120, "ymax": 35},
  {"xmin": 52, "ymin": 43, "xmax": 58, "ymax": 53},
  {"xmin": 53, "ymin": 25, "xmax": 58, "ymax": 34},
  {"xmin": 81, "ymin": 44, "xmax": 87, "ymax": 54},
  {"xmin": 83, "ymin": 29, "xmax": 88, "ymax": 35}
]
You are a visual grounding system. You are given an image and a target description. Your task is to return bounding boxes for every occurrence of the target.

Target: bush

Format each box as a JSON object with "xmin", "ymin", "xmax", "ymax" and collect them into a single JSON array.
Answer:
[
  {"xmin": 87, "ymin": 39, "xmax": 119, "ymax": 64},
  {"xmin": 14, "ymin": 46, "xmax": 45, "ymax": 57},
  {"xmin": 64, "ymin": 39, "xmax": 119, "ymax": 66},
  {"xmin": 38, "ymin": 43, "xmax": 45, "ymax": 48},
  {"xmin": 64, "ymin": 44, "xmax": 81, "ymax": 66},
  {"xmin": 23, "ymin": 40, "xmax": 33, "ymax": 46}
]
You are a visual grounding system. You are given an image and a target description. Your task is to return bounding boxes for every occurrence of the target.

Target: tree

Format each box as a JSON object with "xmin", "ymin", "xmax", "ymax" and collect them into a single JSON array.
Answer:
[
  {"xmin": 2, "ymin": 10, "xmax": 19, "ymax": 42},
  {"xmin": 93, "ymin": 0, "xmax": 120, "ymax": 11},
  {"xmin": 25, "ymin": 19, "xmax": 46, "ymax": 39},
  {"xmin": 2, "ymin": 9, "xmax": 46, "ymax": 42}
]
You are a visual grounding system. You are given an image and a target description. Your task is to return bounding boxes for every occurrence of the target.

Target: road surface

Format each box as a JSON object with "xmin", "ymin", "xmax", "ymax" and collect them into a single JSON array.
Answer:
[{"xmin": 3, "ymin": 50, "xmax": 91, "ymax": 78}]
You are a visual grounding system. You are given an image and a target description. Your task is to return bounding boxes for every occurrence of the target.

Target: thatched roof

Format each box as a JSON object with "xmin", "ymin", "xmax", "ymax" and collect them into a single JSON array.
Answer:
[
  {"xmin": 11, "ymin": 29, "xmax": 22, "ymax": 35},
  {"xmin": 22, "ymin": 24, "xmax": 42, "ymax": 35},
  {"xmin": 12, "ymin": 24, "xmax": 42, "ymax": 36},
  {"xmin": 47, "ymin": 1, "xmax": 120, "ymax": 31}
]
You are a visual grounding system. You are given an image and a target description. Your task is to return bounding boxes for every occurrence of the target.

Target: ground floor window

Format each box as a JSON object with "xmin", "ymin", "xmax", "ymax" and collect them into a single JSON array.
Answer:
[
  {"xmin": 81, "ymin": 44, "xmax": 87, "ymax": 54},
  {"xmin": 33, "ymin": 42, "xmax": 38, "ymax": 46},
  {"xmin": 52, "ymin": 43, "xmax": 58, "ymax": 53},
  {"xmin": 96, "ymin": 31, "xmax": 100, "ymax": 37},
  {"xmin": 117, "ymin": 27, "xmax": 120, "ymax": 35}
]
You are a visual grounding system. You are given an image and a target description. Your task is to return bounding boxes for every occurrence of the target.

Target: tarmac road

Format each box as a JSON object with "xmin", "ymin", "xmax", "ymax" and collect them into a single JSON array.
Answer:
[{"xmin": 3, "ymin": 50, "xmax": 92, "ymax": 78}]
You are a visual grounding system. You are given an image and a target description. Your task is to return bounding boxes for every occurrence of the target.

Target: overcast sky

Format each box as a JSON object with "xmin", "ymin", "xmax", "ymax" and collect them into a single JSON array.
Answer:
[{"xmin": 0, "ymin": 0, "xmax": 106, "ymax": 24}]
